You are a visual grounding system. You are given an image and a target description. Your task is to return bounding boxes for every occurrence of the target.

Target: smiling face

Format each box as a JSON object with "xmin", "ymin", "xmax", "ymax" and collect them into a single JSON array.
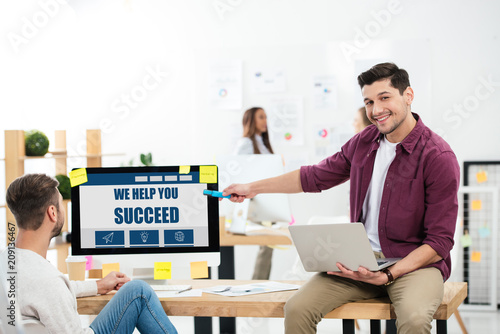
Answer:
[{"xmin": 362, "ymin": 79, "xmax": 416, "ymax": 143}]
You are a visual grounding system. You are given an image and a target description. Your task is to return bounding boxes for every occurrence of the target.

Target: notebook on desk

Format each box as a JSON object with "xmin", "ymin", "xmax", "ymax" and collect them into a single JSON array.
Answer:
[{"xmin": 289, "ymin": 223, "xmax": 401, "ymax": 272}]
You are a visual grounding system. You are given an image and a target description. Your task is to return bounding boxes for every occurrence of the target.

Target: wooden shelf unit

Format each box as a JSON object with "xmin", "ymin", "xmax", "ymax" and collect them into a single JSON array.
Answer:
[{"xmin": 4, "ymin": 129, "xmax": 103, "ymax": 273}]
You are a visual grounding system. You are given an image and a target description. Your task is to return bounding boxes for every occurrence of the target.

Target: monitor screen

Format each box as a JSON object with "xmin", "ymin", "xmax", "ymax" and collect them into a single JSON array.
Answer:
[
  {"xmin": 217, "ymin": 155, "xmax": 292, "ymax": 223},
  {"xmin": 70, "ymin": 165, "xmax": 220, "ymax": 272}
]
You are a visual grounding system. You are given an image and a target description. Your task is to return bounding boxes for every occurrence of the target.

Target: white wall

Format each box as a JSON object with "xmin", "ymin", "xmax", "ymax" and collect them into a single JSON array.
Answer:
[{"xmin": 1, "ymin": 0, "xmax": 500, "ymax": 277}]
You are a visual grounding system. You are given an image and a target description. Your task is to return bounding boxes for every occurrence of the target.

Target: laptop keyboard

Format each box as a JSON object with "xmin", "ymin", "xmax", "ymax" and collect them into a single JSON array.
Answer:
[{"xmin": 377, "ymin": 260, "xmax": 389, "ymax": 266}]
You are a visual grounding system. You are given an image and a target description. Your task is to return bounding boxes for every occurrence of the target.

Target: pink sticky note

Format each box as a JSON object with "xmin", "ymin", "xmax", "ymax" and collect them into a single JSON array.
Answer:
[{"xmin": 85, "ymin": 256, "xmax": 93, "ymax": 270}]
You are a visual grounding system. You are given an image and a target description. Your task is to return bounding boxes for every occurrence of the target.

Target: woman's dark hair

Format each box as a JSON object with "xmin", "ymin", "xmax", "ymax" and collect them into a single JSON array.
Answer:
[
  {"xmin": 357, "ymin": 62, "xmax": 410, "ymax": 95},
  {"xmin": 242, "ymin": 107, "xmax": 274, "ymax": 154}
]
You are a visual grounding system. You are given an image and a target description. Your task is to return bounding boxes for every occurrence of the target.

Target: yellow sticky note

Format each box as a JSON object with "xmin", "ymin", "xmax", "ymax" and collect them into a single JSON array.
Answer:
[
  {"xmin": 471, "ymin": 200, "xmax": 482, "ymax": 211},
  {"xmin": 199, "ymin": 166, "xmax": 217, "ymax": 184},
  {"xmin": 102, "ymin": 263, "xmax": 120, "ymax": 278},
  {"xmin": 476, "ymin": 170, "xmax": 488, "ymax": 184},
  {"xmin": 190, "ymin": 261, "xmax": 209, "ymax": 279},
  {"xmin": 471, "ymin": 251, "xmax": 482, "ymax": 263},
  {"xmin": 180, "ymin": 166, "xmax": 190, "ymax": 174},
  {"xmin": 69, "ymin": 168, "xmax": 88, "ymax": 187},
  {"xmin": 154, "ymin": 262, "xmax": 172, "ymax": 280}
]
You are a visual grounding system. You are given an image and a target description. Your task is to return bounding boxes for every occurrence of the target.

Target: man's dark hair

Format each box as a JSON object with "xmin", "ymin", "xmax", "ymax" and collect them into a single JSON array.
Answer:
[
  {"xmin": 6, "ymin": 174, "xmax": 60, "ymax": 231},
  {"xmin": 357, "ymin": 62, "xmax": 410, "ymax": 95}
]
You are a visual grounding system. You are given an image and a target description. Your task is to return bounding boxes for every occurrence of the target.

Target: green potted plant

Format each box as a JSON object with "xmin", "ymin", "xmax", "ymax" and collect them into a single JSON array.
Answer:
[
  {"xmin": 56, "ymin": 174, "xmax": 71, "ymax": 200},
  {"xmin": 140, "ymin": 153, "xmax": 153, "ymax": 166},
  {"xmin": 25, "ymin": 130, "xmax": 49, "ymax": 156}
]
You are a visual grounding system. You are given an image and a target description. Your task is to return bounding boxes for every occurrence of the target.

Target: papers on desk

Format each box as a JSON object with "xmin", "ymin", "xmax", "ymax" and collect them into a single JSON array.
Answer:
[
  {"xmin": 203, "ymin": 281, "xmax": 300, "ymax": 297},
  {"xmin": 155, "ymin": 289, "xmax": 203, "ymax": 298}
]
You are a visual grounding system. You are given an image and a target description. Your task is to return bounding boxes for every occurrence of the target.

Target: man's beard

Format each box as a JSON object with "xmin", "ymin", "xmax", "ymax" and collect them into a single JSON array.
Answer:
[{"xmin": 51, "ymin": 211, "xmax": 64, "ymax": 238}]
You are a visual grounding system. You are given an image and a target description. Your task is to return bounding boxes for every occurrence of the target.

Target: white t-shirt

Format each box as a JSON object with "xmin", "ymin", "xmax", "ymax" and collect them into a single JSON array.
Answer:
[
  {"xmin": 233, "ymin": 135, "xmax": 271, "ymax": 155},
  {"xmin": 362, "ymin": 136, "xmax": 399, "ymax": 252},
  {"xmin": 0, "ymin": 248, "xmax": 97, "ymax": 333}
]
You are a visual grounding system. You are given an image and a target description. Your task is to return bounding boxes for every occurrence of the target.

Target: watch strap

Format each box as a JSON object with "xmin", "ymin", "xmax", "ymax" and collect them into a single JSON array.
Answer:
[{"xmin": 382, "ymin": 268, "xmax": 395, "ymax": 286}]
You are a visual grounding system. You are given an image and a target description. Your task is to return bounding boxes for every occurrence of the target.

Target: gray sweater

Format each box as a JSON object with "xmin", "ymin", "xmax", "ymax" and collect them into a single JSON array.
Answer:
[{"xmin": 2, "ymin": 248, "xmax": 97, "ymax": 333}]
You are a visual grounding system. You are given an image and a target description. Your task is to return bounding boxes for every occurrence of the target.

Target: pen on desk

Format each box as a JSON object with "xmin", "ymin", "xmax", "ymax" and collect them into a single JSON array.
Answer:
[
  {"xmin": 231, "ymin": 288, "xmax": 252, "ymax": 293},
  {"xmin": 176, "ymin": 287, "xmax": 192, "ymax": 294}
]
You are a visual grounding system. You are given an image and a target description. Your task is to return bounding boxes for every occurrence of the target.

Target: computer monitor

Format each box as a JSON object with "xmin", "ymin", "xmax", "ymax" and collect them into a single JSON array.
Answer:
[
  {"xmin": 70, "ymin": 165, "xmax": 220, "ymax": 278},
  {"xmin": 217, "ymin": 155, "xmax": 292, "ymax": 230}
]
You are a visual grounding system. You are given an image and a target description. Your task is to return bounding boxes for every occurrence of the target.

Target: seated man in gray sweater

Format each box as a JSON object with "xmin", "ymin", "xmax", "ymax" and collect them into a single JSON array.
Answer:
[{"xmin": 1, "ymin": 173, "xmax": 178, "ymax": 334}]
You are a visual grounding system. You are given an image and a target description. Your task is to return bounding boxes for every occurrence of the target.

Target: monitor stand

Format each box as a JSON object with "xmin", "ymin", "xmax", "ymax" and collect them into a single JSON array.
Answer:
[
  {"xmin": 131, "ymin": 265, "xmax": 197, "ymax": 282},
  {"xmin": 132, "ymin": 267, "xmax": 155, "ymax": 282}
]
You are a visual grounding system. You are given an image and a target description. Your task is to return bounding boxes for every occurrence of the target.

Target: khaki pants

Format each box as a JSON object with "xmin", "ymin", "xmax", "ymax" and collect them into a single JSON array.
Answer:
[{"xmin": 284, "ymin": 267, "xmax": 444, "ymax": 334}]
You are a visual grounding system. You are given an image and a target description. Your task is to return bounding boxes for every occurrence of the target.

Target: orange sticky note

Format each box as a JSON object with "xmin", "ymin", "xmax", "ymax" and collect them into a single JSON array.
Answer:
[
  {"xmin": 102, "ymin": 263, "xmax": 120, "ymax": 277},
  {"xmin": 471, "ymin": 251, "xmax": 482, "ymax": 263},
  {"xmin": 190, "ymin": 261, "xmax": 209, "ymax": 279},
  {"xmin": 476, "ymin": 171, "xmax": 487, "ymax": 184},
  {"xmin": 154, "ymin": 262, "xmax": 172, "ymax": 280},
  {"xmin": 471, "ymin": 200, "xmax": 482, "ymax": 211}
]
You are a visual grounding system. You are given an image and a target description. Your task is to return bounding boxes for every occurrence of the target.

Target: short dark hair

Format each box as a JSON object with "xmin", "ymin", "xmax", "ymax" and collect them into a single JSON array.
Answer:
[
  {"xmin": 357, "ymin": 62, "xmax": 410, "ymax": 95},
  {"xmin": 6, "ymin": 174, "xmax": 60, "ymax": 231}
]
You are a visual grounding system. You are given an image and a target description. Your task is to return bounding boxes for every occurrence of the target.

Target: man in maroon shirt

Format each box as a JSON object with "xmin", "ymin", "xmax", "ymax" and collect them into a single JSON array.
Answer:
[{"xmin": 223, "ymin": 63, "xmax": 460, "ymax": 334}]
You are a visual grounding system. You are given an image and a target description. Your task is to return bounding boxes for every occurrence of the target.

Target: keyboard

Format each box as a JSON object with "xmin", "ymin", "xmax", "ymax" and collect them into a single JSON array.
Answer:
[
  {"xmin": 377, "ymin": 260, "xmax": 389, "ymax": 266},
  {"xmin": 150, "ymin": 284, "xmax": 192, "ymax": 292}
]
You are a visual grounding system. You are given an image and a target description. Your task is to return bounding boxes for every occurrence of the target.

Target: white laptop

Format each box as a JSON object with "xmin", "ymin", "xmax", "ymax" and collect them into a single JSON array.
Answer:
[{"xmin": 289, "ymin": 223, "xmax": 401, "ymax": 272}]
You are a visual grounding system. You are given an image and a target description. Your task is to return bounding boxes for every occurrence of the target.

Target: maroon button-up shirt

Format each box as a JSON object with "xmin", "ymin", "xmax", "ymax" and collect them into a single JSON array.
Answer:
[{"xmin": 300, "ymin": 113, "xmax": 460, "ymax": 280}]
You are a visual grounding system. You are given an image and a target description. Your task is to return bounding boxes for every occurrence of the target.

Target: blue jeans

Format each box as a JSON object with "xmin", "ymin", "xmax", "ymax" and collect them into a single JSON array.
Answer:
[{"xmin": 90, "ymin": 280, "xmax": 177, "ymax": 334}]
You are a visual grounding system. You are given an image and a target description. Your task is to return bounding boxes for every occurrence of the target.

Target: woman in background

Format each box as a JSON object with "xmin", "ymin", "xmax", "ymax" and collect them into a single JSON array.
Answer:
[
  {"xmin": 353, "ymin": 106, "xmax": 372, "ymax": 134},
  {"xmin": 233, "ymin": 107, "xmax": 274, "ymax": 280},
  {"xmin": 234, "ymin": 107, "xmax": 274, "ymax": 155}
]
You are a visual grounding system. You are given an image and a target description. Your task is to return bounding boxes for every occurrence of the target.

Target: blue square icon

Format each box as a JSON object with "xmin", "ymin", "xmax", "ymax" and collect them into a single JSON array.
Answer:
[
  {"xmin": 95, "ymin": 230, "xmax": 125, "ymax": 246},
  {"xmin": 164, "ymin": 229, "xmax": 194, "ymax": 245},
  {"xmin": 130, "ymin": 230, "xmax": 159, "ymax": 246}
]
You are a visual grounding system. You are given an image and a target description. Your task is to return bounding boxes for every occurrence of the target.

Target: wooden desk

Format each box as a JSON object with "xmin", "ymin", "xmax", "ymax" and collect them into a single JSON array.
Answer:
[
  {"xmin": 78, "ymin": 279, "xmax": 294, "ymax": 318},
  {"xmin": 219, "ymin": 217, "xmax": 292, "ymax": 246},
  {"xmin": 77, "ymin": 280, "xmax": 467, "ymax": 334}
]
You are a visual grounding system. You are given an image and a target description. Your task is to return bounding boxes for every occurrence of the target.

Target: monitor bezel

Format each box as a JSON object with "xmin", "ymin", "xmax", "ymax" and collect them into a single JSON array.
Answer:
[{"xmin": 70, "ymin": 165, "xmax": 220, "ymax": 256}]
